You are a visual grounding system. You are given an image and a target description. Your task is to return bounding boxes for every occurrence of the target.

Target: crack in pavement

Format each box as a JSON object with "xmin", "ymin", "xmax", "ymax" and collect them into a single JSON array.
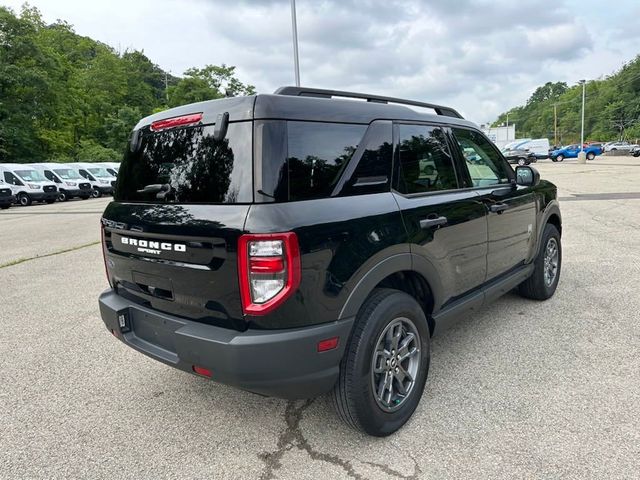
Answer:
[
  {"xmin": 0, "ymin": 241, "xmax": 100, "ymax": 269},
  {"xmin": 258, "ymin": 400, "xmax": 422, "ymax": 480}
]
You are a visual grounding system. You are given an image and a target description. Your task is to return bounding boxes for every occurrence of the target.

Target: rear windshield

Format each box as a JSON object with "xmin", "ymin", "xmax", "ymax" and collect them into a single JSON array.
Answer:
[{"xmin": 115, "ymin": 122, "xmax": 252, "ymax": 204}]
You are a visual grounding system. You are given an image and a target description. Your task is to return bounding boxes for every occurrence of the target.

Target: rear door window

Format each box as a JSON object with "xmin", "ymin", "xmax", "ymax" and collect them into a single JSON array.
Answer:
[
  {"xmin": 395, "ymin": 124, "xmax": 458, "ymax": 194},
  {"xmin": 115, "ymin": 122, "xmax": 253, "ymax": 204}
]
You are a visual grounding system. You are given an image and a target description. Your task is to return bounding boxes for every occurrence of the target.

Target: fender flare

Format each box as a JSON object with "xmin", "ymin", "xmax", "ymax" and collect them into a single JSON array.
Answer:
[
  {"xmin": 338, "ymin": 253, "xmax": 444, "ymax": 320},
  {"xmin": 535, "ymin": 200, "xmax": 562, "ymax": 257}
]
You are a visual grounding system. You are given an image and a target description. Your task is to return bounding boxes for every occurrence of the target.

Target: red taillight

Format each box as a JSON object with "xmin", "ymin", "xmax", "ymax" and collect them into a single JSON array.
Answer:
[
  {"xmin": 101, "ymin": 226, "xmax": 112, "ymax": 288},
  {"xmin": 249, "ymin": 257, "xmax": 285, "ymax": 273},
  {"xmin": 238, "ymin": 233, "xmax": 301, "ymax": 315},
  {"xmin": 317, "ymin": 337, "xmax": 339, "ymax": 352},
  {"xmin": 150, "ymin": 113, "xmax": 203, "ymax": 132},
  {"xmin": 192, "ymin": 365, "xmax": 212, "ymax": 378}
]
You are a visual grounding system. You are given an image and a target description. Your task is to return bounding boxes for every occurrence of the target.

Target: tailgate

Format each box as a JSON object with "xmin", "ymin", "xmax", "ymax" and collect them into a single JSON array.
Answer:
[{"xmin": 102, "ymin": 203, "xmax": 249, "ymax": 330}]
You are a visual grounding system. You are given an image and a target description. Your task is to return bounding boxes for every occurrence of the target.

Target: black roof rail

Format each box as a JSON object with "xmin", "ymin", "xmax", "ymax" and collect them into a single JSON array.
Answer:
[{"xmin": 274, "ymin": 86, "xmax": 464, "ymax": 119}]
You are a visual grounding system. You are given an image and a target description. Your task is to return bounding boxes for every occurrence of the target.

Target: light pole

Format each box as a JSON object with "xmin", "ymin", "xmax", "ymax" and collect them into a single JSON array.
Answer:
[
  {"xmin": 290, "ymin": 0, "xmax": 301, "ymax": 87},
  {"xmin": 578, "ymin": 80, "xmax": 586, "ymax": 164},
  {"xmin": 553, "ymin": 103, "xmax": 558, "ymax": 146}
]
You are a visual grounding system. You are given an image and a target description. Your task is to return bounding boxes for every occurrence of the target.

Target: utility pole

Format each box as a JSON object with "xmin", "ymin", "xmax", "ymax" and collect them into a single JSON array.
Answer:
[
  {"xmin": 553, "ymin": 105, "xmax": 557, "ymax": 146},
  {"xmin": 578, "ymin": 80, "xmax": 587, "ymax": 164},
  {"xmin": 290, "ymin": 0, "xmax": 301, "ymax": 87},
  {"xmin": 164, "ymin": 71, "xmax": 170, "ymax": 103}
]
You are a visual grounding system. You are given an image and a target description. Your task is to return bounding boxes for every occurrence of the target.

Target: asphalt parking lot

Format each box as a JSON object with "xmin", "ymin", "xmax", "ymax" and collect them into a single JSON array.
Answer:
[{"xmin": 1, "ymin": 157, "xmax": 639, "ymax": 479}]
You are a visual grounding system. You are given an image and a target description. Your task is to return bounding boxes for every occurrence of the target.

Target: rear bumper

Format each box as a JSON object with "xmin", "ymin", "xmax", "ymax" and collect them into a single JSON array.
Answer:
[{"xmin": 99, "ymin": 289, "xmax": 354, "ymax": 399}]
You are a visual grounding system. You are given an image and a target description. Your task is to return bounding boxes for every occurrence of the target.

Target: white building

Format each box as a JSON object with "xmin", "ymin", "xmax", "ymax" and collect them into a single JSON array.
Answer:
[{"xmin": 480, "ymin": 125, "xmax": 516, "ymax": 149}]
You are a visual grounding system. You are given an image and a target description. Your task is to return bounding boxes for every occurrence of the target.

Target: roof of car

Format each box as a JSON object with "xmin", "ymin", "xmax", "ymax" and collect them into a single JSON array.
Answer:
[
  {"xmin": 134, "ymin": 87, "xmax": 478, "ymax": 131},
  {"xmin": 0, "ymin": 163, "xmax": 39, "ymax": 170}
]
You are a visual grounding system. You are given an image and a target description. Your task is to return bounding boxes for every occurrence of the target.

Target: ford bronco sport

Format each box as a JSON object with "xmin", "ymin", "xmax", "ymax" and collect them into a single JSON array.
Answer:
[{"xmin": 99, "ymin": 87, "xmax": 562, "ymax": 436}]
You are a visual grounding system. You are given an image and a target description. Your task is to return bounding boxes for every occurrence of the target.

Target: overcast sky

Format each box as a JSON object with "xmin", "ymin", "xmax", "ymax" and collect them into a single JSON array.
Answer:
[{"xmin": 3, "ymin": 0, "xmax": 639, "ymax": 123}]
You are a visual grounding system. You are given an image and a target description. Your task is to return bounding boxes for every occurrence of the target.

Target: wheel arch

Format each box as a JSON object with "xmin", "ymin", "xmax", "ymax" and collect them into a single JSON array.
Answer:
[
  {"xmin": 338, "ymin": 253, "xmax": 443, "ymax": 336},
  {"xmin": 535, "ymin": 201, "xmax": 562, "ymax": 257}
]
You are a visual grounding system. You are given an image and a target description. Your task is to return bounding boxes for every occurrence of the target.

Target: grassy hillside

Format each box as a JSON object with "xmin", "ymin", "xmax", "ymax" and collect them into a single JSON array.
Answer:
[{"xmin": 492, "ymin": 56, "xmax": 640, "ymax": 145}]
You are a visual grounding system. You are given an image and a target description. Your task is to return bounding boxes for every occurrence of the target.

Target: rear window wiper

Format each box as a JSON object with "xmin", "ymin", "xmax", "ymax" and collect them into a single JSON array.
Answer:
[{"xmin": 137, "ymin": 184, "xmax": 170, "ymax": 194}]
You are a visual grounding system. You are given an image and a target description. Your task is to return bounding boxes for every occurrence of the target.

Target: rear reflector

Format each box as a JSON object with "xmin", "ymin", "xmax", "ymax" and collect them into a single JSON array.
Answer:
[
  {"xmin": 317, "ymin": 337, "xmax": 339, "ymax": 352},
  {"xmin": 192, "ymin": 365, "xmax": 212, "ymax": 378},
  {"xmin": 151, "ymin": 113, "xmax": 203, "ymax": 132}
]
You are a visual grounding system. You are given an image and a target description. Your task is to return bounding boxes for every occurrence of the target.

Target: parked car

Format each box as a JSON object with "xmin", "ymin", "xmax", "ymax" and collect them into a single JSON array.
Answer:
[
  {"xmin": 0, "ymin": 182, "xmax": 16, "ymax": 209},
  {"xmin": 0, "ymin": 164, "xmax": 58, "ymax": 206},
  {"xmin": 503, "ymin": 138, "xmax": 550, "ymax": 160},
  {"xmin": 29, "ymin": 163, "xmax": 92, "ymax": 201},
  {"xmin": 502, "ymin": 147, "xmax": 537, "ymax": 165},
  {"xmin": 604, "ymin": 141, "xmax": 633, "ymax": 152},
  {"xmin": 99, "ymin": 87, "xmax": 562, "ymax": 437},
  {"xmin": 95, "ymin": 162, "xmax": 120, "ymax": 177},
  {"xmin": 550, "ymin": 144, "xmax": 601, "ymax": 161}
]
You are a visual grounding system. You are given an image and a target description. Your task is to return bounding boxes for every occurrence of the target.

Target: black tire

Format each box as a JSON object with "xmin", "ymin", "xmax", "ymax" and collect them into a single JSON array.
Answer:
[
  {"xmin": 45, "ymin": 199, "xmax": 56, "ymax": 204},
  {"xmin": 80, "ymin": 195, "xmax": 90, "ymax": 200},
  {"xmin": 18, "ymin": 193, "xmax": 32, "ymax": 206},
  {"xmin": 556, "ymin": 154, "xmax": 564, "ymax": 162},
  {"xmin": 551, "ymin": 157, "xmax": 558, "ymax": 162},
  {"xmin": 58, "ymin": 191, "xmax": 68, "ymax": 202},
  {"xmin": 586, "ymin": 152, "xmax": 595, "ymax": 160},
  {"xmin": 91, "ymin": 189, "xmax": 101, "ymax": 198},
  {"xmin": 517, "ymin": 158, "xmax": 526, "ymax": 166},
  {"xmin": 332, "ymin": 288, "xmax": 431, "ymax": 437},
  {"xmin": 519, "ymin": 223, "xmax": 561, "ymax": 300}
]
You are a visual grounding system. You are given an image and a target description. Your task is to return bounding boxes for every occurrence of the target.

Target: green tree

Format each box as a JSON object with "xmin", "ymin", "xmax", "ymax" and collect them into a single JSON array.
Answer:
[
  {"xmin": 0, "ymin": 6, "xmax": 256, "ymax": 162},
  {"xmin": 168, "ymin": 64, "xmax": 255, "ymax": 107}
]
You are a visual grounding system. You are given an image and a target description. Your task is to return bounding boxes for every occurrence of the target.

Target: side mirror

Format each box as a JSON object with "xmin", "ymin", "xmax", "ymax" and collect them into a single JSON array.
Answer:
[{"xmin": 515, "ymin": 166, "xmax": 540, "ymax": 187}]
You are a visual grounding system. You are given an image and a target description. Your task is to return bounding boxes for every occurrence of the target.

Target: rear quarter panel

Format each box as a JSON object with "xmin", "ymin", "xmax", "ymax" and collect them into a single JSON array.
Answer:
[{"xmin": 243, "ymin": 192, "xmax": 409, "ymax": 329}]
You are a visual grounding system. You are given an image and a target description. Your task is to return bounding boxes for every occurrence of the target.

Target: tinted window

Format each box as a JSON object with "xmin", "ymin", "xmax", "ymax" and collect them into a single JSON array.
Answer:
[
  {"xmin": 452, "ymin": 128, "xmax": 512, "ymax": 187},
  {"xmin": 287, "ymin": 122, "xmax": 366, "ymax": 201},
  {"xmin": 395, "ymin": 125, "xmax": 457, "ymax": 194},
  {"xmin": 115, "ymin": 122, "xmax": 252, "ymax": 204},
  {"xmin": 44, "ymin": 170, "xmax": 60, "ymax": 183},
  {"xmin": 338, "ymin": 122, "xmax": 393, "ymax": 196},
  {"xmin": 4, "ymin": 172, "xmax": 21, "ymax": 185}
]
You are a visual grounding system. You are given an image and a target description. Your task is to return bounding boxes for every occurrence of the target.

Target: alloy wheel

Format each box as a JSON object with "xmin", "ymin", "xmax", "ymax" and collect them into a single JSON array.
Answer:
[
  {"xmin": 543, "ymin": 237, "xmax": 559, "ymax": 287},
  {"xmin": 371, "ymin": 317, "xmax": 421, "ymax": 412}
]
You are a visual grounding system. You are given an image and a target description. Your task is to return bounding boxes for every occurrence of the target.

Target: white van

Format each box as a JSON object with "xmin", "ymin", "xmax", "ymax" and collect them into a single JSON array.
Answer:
[
  {"xmin": 29, "ymin": 163, "xmax": 93, "ymax": 201},
  {"xmin": 503, "ymin": 138, "xmax": 550, "ymax": 159},
  {"xmin": 72, "ymin": 162, "xmax": 116, "ymax": 196},
  {"xmin": 63, "ymin": 163, "xmax": 113, "ymax": 198},
  {"xmin": 95, "ymin": 162, "xmax": 120, "ymax": 177},
  {"xmin": 0, "ymin": 164, "xmax": 58, "ymax": 206}
]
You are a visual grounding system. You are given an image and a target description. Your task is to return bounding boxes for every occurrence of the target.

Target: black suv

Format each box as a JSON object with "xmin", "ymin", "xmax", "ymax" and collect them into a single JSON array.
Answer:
[{"xmin": 99, "ymin": 87, "xmax": 562, "ymax": 436}]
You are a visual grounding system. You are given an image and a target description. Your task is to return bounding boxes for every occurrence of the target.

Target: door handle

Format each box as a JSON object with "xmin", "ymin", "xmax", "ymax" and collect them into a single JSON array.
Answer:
[
  {"xmin": 489, "ymin": 203, "xmax": 509, "ymax": 213},
  {"xmin": 420, "ymin": 216, "xmax": 448, "ymax": 229}
]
